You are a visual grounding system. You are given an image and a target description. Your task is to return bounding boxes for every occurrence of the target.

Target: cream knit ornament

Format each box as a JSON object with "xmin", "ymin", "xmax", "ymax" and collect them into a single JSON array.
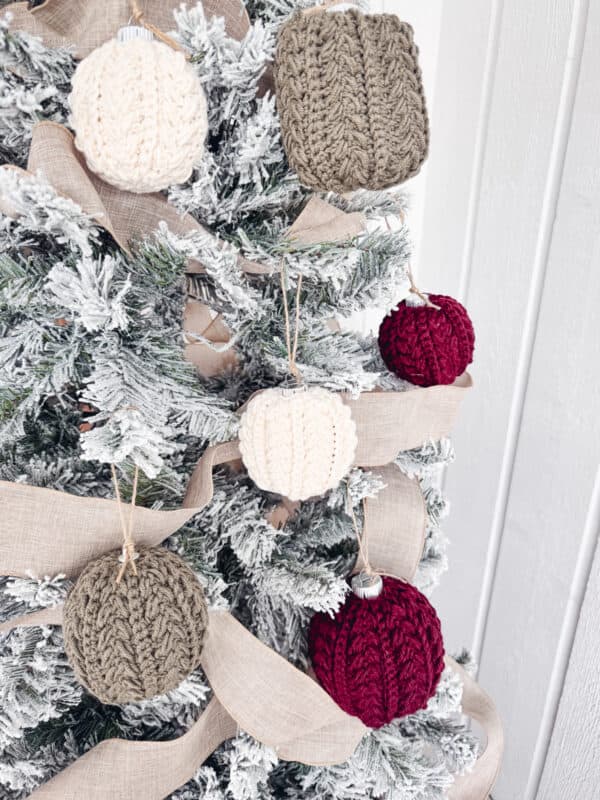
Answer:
[
  {"xmin": 69, "ymin": 26, "xmax": 208, "ymax": 194},
  {"xmin": 239, "ymin": 387, "xmax": 357, "ymax": 501}
]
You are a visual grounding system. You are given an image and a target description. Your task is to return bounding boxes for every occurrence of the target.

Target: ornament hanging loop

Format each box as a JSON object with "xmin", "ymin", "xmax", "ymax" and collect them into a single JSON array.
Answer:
[
  {"xmin": 346, "ymin": 486, "xmax": 383, "ymax": 599},
  {"xmin": 129, "ymin": 0, "xmax": 188, "ymax": 56},
  {"xmin": 279, "ymin": 260, "xmax": 303, "ymax": 384},
  {"xmin": 111, "ymin": 463, "xmax": 140, "ymax": 583},
  {"xmin": 407, "ymin": 264, "xmax": 441, "ymax": 310},
  {"xmin": 382, "ymin": 215, "xmax": 440, "ymax": 310}
]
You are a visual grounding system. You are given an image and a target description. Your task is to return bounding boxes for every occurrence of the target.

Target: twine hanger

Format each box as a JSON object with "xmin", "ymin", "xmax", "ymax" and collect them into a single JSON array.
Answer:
[
  {"xmin": 129, "ymin": 0, "xmax": 188, "ymax": 56},
  {"xmin": 383, "ymin": 214, "xmax": 440, "ymax": 310},
  {"xmin": 111, "ymin": 463, "xmax": 140, "ymax": 583},
  {"xmin": 346, "ymin": 487, "xmax": 377, "ymax": 580},
  {"xmin": 346, "ymin": 486, "xmax": 408, "ymax": 590},
  {"xmin": 406, "ymin": 264, "xmax": 441, "ymax": 310},
  {"xmin": 279, "ymin": 261, "xmax": 303, "ymax": 382}
]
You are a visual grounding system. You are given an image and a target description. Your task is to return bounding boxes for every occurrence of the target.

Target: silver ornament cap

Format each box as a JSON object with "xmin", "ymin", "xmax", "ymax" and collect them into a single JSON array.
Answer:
[
  {"xmin": 405, "ymin": 290, "xmax": 429, "ymax": 307},
  {"xmin": 351, "ymin": 571, "xmax": 383, "ymax": 599},
  {"xmin": 117, "ymin": 25, "xmax": 154, "ymax": 43}
]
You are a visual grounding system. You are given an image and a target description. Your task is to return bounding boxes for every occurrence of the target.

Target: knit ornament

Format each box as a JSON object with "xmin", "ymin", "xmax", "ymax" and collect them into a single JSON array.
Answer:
[
  {"xmin": 238, "ymin": 387, "xmax": 357, "ymax": 501},
  {"xmin": 63, "ymin": 546, "xmax": 208, "ymax": 704},
  {"xmin": 378, "ymin": 294, "xmax": 475, "ymax": 387},
  {"xmin": 274, "ymin": 8, "xmax": 428, "ymax": 193},
  {"xmin": 309, "ymin": 576, "xmax": 445, "ymax": 728},
  {"xmin": 69, "ymin": 27, "xmax": 207, "ymax": 193}
]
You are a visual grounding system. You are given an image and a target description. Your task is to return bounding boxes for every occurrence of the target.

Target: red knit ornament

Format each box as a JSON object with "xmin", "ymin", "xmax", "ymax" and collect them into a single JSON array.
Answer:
[
  {"xmin": 309, "ymin": 577, "xmax": 445, "ymax": 728},
  {"xmin": 378, "ymin": 294, "xmax": 475, "ymax": 387}
]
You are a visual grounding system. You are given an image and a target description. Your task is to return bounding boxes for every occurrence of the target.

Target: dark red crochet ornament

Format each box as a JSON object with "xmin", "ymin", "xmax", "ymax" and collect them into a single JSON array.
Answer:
[
  {"xmin": 309, "ymin": 576, "xmax": 445, "ymax": 728},
  {"xmin": 378, "ymin": 294, "xmax": 475, "ymax": 387}
]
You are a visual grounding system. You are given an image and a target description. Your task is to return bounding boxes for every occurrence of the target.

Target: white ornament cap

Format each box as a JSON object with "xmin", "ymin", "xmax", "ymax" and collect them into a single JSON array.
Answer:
[
  {"xmin": 117, "ymin": 25, "xmax": 154, "ymax": 43},
  {"xmin": 351, "ymin": 572, "xmax": 383, "ymax": 599}
]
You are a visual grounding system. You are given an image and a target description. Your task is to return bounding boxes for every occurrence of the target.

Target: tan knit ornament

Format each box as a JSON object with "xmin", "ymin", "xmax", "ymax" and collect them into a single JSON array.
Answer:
[
  {"xmin": 274, "ymin": 7, "xmax": 429, "ymax": 192},
  {"xmin": 63, "ymin": 546, "xmax": 209, "ymax": 704},
  {"xmin": 69, "ymin": 26, "xmax": 208, "ymax": 193},
  {"xmin": 239, "ymin": 387, "xmax": 357, "ymax": 501}
]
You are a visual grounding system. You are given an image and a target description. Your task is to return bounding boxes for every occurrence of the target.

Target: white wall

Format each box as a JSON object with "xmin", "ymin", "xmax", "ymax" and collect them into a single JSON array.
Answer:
[{"xmin": 380, "ymin": 1, "xmax": 600, "ymax": 798}]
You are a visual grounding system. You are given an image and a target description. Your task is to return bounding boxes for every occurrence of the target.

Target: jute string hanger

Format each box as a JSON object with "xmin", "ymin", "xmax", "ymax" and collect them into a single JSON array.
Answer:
[
  {"xmin": 347, "ymin": 486, "xmax": 409, "ymax": 592},
  {"xmin": 280, "ymin": 262, "xmax": 303, "ymax": 382},
  {"xmin": 384, "ymin": 215, "xmax": 440, "ymax": 310},
  {"xmin": 346, "ymin": 488, "xmax": 383, "ymax": 595},
  {"xmin": 129, "ymin": 0, "xmax": 188, "ymax": 55},
  {"xmin": 110, "ymin": 463, "xmax": 140, "ymax": 583},
  {"xmin": 406, "ymin": 264, "xmax": 441, "ymax": 310}
]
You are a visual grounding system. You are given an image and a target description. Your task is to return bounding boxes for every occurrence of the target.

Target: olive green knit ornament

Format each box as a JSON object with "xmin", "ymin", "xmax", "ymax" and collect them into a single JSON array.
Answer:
[
  {"xmin": 274, "ymin": 8, "xmax": 429, "ymax": 193},
  {"xmin": 63, "ymin": 546, "xmax": 209, "ymax": 704}
]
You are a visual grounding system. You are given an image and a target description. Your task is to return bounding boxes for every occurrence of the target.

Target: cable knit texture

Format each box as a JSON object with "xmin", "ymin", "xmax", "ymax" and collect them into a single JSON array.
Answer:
[
  {"xmin": 378, "ymin": 294, "xmax": 475, "ymax": 387},
  {"xmin": 274, "ymin": 9, "xmax": 428, "ymax": 192},
  {"xmin": 239, "ymin": 387, "xmax": 357, "ymax": 501},
  {"xmin": 63, "ymin": 546, "xmax": 208, "ymax": 704},
  {"xmin": 309, "ymin": 576, "xmax": 445, "ymax": 728},
  {"xmin": 69, "ymin": 37, "xmax": 207, "ymax": 193}
]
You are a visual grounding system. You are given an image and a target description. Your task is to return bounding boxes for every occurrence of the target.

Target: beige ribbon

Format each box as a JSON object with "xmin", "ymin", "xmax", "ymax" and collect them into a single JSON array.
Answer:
[
  {"xmin": 2, "ymin": 593, "xmax": 501, "ymax": 800},
  {"xmin": 183, "ymin": 301, "xmax": 238, "ymax": 377},
  {"xmin": 2, "ymin": 606, "xmax": 367, "ymax": 800},
  {"xmin": 0, "ymin": 439, "xmax": 238, "ymax": 579},
  {"xmin": 286, "ymin": 195, "xmax": 366, "ymax": 245},
  {"xmin": 1, "ymin": 598, "xmax": 501, "ymax": 800},
  {"xmin": 0, "ymin": 375, "xmax": 471, "ymax": 580},
  {"xmin": 0, "ymin": 121, "xmax": 268, "ymax": 273},
  {"xmin": 4, "ymin": 0, "xmax": 252, "ymax": 58},
  {"xmin": 0, "ymin": 460, "xmax": 501, "ymax": 799},
  {"xmin": 345, "ymin": 373, "xmax": 473, "ymax": 466},
  {"xmin": 0, "ymin": 123, "xmax": 367, "ymax": 377},
  {"xmin": 447, "ymin": 658, "xmax": 504, "ymax": 800},
  {"xmin": 0, "ymin": 374, "xmax": 501, "ymax": 797},
  {"xmin": 353, "ymin": 462, "xmax": 426, "ymax": 580}
]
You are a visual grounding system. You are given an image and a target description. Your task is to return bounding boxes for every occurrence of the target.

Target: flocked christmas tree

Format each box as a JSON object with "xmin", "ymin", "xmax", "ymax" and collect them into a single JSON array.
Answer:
[{"xmin": 0, "ymin": 1, "xmax": 485, "ymax": 798}]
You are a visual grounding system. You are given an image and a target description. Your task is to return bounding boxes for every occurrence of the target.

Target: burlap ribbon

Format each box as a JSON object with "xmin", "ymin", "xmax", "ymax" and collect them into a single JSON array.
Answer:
[
  {"xmin": 0, "ymin": 122, "xmax": 367, "ymax": 375},
  {"xmin": 0, "ymin": 121, "xmax": 269, "ymax": 273},
  {"xmin": 0, "ymin": 598, "xmax": 501, "ymax": 800},
  {"xmin": 182, "ymin": 192, "xmax": 366, "ymax": 373},
  {"xmin": 0, "ymin": 376, "xmax": 471, "ymax": 578},
  {"xmin": 0, "ymin": 478, "xmax": 500, "ymax": 800},
  {"xmin": 4, "ymin": 0, "xmax": 251, "ymax": 57},
  {"xmin": 0, "ymin": 377, "xmax": 502, "ymax": 798}
]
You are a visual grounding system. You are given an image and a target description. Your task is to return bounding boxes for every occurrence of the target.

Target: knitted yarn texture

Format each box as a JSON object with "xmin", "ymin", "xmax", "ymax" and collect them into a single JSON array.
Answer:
[
  {"xmin": 63, "ymin": 546, "xmax": 209, "ymax": 704},
  {"xmin": 309, "ymin": 576, "xmax": 445, "ymax": 728},
  {"xmin": 274, "ymin": 9, "xmax": 428, "ymax": 193},
  {"xmin": 378, "ymin": 294, "xmax": 475, "ymax": 387},
  {"xmin": 69, "ymin": 36, "xmax": 208, "ymax": 193},
  {"xmin": 238, "ymin": 387, "xmax": 357, "ymax": 501}
]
